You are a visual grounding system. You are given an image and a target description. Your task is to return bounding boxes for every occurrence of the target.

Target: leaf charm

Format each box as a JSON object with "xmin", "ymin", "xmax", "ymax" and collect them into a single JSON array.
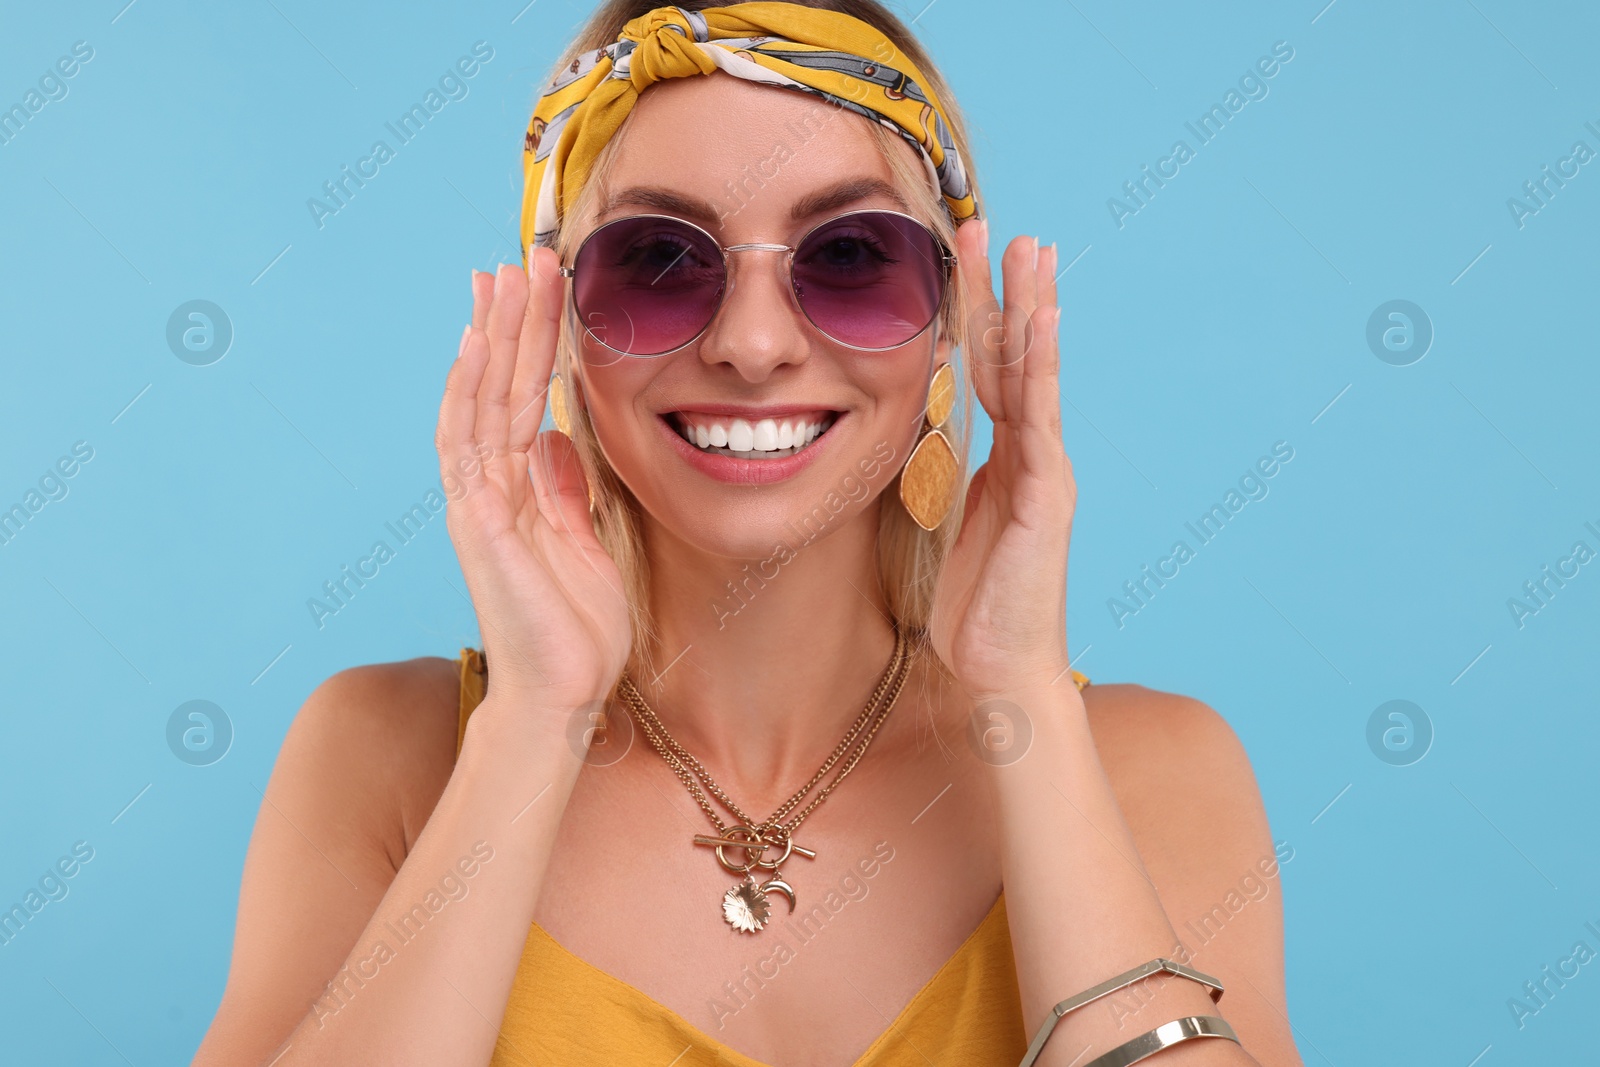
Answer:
[{"xmin": 722, "ymin": 875, "xmax": 771, "ymax": 934}]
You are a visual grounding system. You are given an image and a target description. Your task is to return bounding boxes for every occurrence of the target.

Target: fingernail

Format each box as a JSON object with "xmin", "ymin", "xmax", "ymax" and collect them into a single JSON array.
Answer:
[
  {"xmin": 1031, "ymin": 237, "xmax": 1040, "ymax": 271},
  {"xmin": 978, "ymin": 216, "xmax": 989, "ymax": 254},
  {"xmin": 1044, "ymin": 243, "xmax": 1058, "ymax": 276},
  {"xmin": 458, "ymin": 323, "xmax": 471, "ymax": 359}
]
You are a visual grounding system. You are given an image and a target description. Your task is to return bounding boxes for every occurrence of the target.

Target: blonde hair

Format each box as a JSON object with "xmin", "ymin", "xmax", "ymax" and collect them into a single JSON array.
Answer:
[{"xmin": 540, "ymin": 0, "xmax": 986, "ymax": 685}]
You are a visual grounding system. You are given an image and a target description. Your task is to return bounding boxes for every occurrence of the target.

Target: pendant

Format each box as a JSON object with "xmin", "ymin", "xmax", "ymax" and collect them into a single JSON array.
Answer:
[
  {"xmin": 721, "ymin": 873, "xmax": 796, "ymax": 934},
  {"xmin": 694, "ymin": 826, "xmax": 810, "ymax": 934}
]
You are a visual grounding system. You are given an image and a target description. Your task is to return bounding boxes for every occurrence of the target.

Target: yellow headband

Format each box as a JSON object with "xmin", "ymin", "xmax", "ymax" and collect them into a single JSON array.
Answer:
[{"xmin": 519, "ymin": 1, "xmax": 975, "ymax": 262}]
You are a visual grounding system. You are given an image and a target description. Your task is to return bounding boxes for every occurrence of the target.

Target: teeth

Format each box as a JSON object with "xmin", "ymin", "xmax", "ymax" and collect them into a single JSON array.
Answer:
[
  {"xmin": 752, "ymin": 419, "xmax": 778, "ymax": 451},
  {"xmin": 675, "ymin": 413, "xmax": 836, "ymax": 459}
]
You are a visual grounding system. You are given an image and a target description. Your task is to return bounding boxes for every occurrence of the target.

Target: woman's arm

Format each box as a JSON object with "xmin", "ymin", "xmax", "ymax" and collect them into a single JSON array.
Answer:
[
  {"xmin": 189, "ymin": 660, "xmax": 451, "ymax": 1063},
  {"xmin": 1084, "ymin": 684, "xmax": 1298, "ymax": 1061},
  {"xmin": 190, "ymin": 664, "xmax": 587, "ymax": 1067},
  {"xmin": 987, "ymin": 680, "xmax": 1301, "ymax": 1066},
  {"xmin": 196, "ymin": 255, "xmax": 631, "ymax": 1065},
  {"xmin": 932, "ymin": 226, "xmax": 1299, "ymax": 1065}
]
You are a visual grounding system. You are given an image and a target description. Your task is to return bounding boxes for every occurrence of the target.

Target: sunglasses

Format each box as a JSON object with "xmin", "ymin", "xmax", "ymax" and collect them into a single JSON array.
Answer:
[{"xmin": 557, "ymin": 208, "xmax": 955, "ymax": 358}]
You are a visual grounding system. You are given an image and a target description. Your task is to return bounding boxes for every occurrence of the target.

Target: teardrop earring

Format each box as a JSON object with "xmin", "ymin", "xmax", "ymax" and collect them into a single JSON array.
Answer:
[{"xmin": 898, "ymin": 361, "xmax": 958, "ymax": 531}]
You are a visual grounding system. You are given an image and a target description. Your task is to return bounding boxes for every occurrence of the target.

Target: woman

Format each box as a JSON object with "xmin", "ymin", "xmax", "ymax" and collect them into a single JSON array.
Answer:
[{"xmin": 195, "ymin": 2, "xmax": 1300, "ymax": 1065}]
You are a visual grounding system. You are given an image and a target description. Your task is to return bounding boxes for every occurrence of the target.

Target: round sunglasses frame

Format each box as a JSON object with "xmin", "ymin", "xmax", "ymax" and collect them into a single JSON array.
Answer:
[{"xmin": 556, "ymin": 207, "xmax": 958, "ymax": 358}]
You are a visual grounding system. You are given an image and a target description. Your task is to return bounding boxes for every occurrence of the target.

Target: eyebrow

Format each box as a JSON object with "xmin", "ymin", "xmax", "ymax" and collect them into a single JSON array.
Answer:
[{"xmin": 596, "ymin": 176, "xmax": 912, "ymax": 227}]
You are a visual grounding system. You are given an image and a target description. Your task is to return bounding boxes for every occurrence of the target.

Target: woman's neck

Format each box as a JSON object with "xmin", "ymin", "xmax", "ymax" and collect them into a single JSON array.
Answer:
[{"xmin": 633, "ymin": 501, "xmax": 903, "ymax": 807}]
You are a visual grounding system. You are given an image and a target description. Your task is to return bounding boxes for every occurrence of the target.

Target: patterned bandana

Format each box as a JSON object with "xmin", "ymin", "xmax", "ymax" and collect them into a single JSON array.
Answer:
[{"xmin": 519, "ymin": 1, "xmax": 976, "ymax": 261}]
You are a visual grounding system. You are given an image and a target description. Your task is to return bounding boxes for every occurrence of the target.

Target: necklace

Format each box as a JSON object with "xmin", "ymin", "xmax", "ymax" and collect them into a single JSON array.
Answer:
[{"xmin": 616, "ymin": 628, "xmax": 912, "ymax": 933}]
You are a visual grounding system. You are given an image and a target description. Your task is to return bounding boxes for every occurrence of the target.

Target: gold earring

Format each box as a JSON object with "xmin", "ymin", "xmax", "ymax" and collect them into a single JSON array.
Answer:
[
  {"xmin": 548, "ymin": 372, "xmax": 573, "ymax": 436},
  {"xmin": 898, "ymin": 362, "xmax": 958, "ymax": 531}
]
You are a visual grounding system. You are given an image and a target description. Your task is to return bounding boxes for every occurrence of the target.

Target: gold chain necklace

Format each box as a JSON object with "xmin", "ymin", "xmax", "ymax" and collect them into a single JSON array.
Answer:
[{"xmin": 616, "ymin": 628, "xmax": 911, "ymax": 933}]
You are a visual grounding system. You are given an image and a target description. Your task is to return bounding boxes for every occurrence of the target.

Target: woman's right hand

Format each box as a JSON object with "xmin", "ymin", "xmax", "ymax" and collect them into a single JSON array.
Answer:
[{"xmin": 436, "ymin": 254, "xmax": 631, "ymax": 721}]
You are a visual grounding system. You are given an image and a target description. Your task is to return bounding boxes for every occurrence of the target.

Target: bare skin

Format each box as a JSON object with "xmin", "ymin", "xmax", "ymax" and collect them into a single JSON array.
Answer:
[
  {"xmin": 194, "ymin": 73, "xmax": 1300, "ymax": 1067},
  {"xmin": 193, "ymin": 660, "xmax": 1288, "ymax": 1066}
]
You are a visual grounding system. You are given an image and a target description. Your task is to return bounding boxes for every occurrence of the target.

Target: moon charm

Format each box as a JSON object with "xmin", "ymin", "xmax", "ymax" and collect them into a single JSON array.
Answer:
[{"xmin": 759, "ymin": 876, "xmax": 796, "ymax": 914}]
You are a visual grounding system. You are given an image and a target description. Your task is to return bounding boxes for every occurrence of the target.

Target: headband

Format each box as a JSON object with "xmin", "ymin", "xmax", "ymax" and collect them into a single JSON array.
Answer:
[{"xmin": 519, "ymin": 1, "xmax": 976, "ymax": 260}]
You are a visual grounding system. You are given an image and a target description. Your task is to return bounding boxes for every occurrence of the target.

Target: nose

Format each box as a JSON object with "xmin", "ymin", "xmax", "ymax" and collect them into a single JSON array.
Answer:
[{"xmin": 695, "ymin": 247, "xmax": 811, "ymax": 382}]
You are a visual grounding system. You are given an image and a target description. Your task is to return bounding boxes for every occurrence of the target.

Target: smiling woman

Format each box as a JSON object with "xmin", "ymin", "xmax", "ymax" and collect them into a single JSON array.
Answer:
[{"xmin": 192, "ymin": 4, "xmax": 1302, "ymax": 1067}]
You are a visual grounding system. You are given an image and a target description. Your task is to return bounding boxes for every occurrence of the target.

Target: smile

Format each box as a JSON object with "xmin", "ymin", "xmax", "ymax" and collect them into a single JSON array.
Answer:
[{"xmin": 670, "ymin": 411, "xmax": 840, "ymax": 461}]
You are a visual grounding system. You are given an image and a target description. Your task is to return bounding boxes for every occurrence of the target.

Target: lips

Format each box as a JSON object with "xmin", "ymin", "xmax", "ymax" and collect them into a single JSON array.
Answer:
[{"xmin": 656, "ymin": 406, "xmax": 845, "ymax": 484}]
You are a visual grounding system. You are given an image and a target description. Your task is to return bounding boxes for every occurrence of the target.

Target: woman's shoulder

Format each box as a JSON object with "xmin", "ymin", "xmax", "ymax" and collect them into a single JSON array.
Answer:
[
  {"xmin": 277, "ymin": 653, "xmax": 465, "ymax": 861},
  {"xmin": 1080, "ymin": 680, "xmax": 1239, "ymax": 747},
  {"xmin": 1079, "ymin": 679, "xmax": 1273, "ymax": 884},
  {"xmin": 291, "ymin": 654, "xmax": 462, "ymax": 759},
  {"xmin": 1080, "ymin": 681, "xmax": 1263, "ymax": 832}
]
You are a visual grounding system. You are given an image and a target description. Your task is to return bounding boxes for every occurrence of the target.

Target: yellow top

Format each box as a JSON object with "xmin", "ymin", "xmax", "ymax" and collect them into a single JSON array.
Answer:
[{"xmin": 453, "ymin": 647, "xmax": 1091, "ymax": 1066}]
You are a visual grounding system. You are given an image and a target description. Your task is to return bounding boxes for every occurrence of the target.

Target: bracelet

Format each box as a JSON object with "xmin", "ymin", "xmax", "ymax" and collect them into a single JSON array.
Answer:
[
  {"xmin": 1017, "ymin": 958, "xmax": 1225, "ymax": 1067},
  {"xmin": 1084, "ymin": 1015, "xmax": 1239, "ymax": 1067}
]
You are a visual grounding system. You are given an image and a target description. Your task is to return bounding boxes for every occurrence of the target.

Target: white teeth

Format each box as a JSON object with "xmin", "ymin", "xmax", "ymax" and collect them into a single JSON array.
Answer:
[
  {"xmin": 752, "ymin": 419, "xmax": 778, "ymax": 451},
  {"xmin": 676, "ymin": 412, "xmax": 836, "ymax": 458}
]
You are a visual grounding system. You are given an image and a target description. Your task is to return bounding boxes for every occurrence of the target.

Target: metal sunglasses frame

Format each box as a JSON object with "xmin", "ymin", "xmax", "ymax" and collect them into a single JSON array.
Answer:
[{"xmin": 555, "ymin": 207, "xmax": 957, "ymax": 357}]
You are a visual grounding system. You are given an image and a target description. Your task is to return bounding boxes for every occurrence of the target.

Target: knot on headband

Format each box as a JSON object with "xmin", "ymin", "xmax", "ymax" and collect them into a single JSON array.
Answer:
[
  {"xmin": 520, "ymin": 1, "xmax": 976, "ymax": 260},
  {"xmin": 617, "ymin": 8, "xmax": 720, "ymax": 87}
]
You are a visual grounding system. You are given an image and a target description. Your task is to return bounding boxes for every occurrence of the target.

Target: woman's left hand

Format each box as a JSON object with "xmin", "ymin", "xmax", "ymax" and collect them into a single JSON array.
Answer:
[{"xmin": 929, "ymin": 221, "xmax": 1076, "ymax": 700}]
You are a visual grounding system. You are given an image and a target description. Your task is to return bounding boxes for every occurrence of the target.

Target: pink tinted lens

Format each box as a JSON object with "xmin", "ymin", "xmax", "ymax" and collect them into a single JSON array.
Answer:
[
  {"xmin": 793, "ymin": 211, "xmax": 947, "ymax": 350},
  {"xmin": 571, "ymin": 211, "xmax": 947, "ymax": 356},
  {"xmin": 571, "ymin": 215, "xmax": 725, "ymax": 357}
]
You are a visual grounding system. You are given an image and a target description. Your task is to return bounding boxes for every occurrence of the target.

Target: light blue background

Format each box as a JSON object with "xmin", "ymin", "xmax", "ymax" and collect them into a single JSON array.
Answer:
[{"xmin": 2, "ymin": 0, "xmax": 1596, "ymax": 1062}]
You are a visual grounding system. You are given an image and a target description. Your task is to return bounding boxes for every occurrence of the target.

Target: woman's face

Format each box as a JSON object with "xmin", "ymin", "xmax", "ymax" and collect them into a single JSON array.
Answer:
[{"xmin": 567, "ymin": 73, "xmax": 951, "ymax": 561}]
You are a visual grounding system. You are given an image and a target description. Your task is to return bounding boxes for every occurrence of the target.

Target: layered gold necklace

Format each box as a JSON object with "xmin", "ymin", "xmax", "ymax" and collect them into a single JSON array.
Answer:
[{"xmin": 617, "ymin": 628, "xmax": 911, "ymax": 933}]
